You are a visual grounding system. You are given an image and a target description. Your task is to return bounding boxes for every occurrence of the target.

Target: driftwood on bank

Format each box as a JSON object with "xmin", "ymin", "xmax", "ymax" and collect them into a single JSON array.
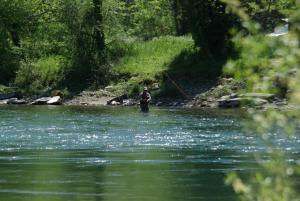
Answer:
[
  {"xmin": 7, "ymin": 98, "xmax": 28, "ymax": 105},
  {"xmin": 218, "ymin": 93, "xmax": 273, "ymax": 108},
  {"xmin": 29, "ymin": 97, "xmax": 52, "ymax": 105},
  {"xmin": 107, "ymin": 94, "xmax": 128, "ymax": 105},
  {"xmin": 47, "ymin": 96, "xmax": 62, "ymax": 105},
  {"xmin": 29, "ymin": 96, "xmax": 62, "ymax": 105},
  {"xmin": 0, "ymin": 96, "xmax": 62, "ymax": 105}
]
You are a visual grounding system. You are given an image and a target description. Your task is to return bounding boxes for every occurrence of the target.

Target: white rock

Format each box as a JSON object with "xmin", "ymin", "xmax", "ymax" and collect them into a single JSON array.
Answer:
[{"xmin": 47, "ymin": 96, "xmax": 62, "ymax": 105}]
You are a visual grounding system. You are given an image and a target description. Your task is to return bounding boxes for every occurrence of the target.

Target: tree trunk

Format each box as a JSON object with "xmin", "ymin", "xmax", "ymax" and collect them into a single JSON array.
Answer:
[
  {"xmin": 172, "ymin": 0, "xmax": 188, "ymax": 36},
  {"xmin": 9, "ymin": 24, "xmax": 20, "ymax": 47},
  {"xmin": 93, "ymin": 0, "xmax": 105, "ymax": 52}
]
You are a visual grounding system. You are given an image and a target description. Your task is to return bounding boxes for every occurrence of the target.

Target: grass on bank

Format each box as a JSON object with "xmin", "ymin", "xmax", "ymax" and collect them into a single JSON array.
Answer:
[
  {"xmin": 116, "ymin": 36, "xmax": 194, "ymax": 77},
  {"xmin": 14, "ymin": 55, "xmax": 65, "ymax": 95},
  {"xmin": 109, "ymin": 35, "xmax": 224, "ymax": 97},
  {"xmin": 105, "ymin": 36, "xmax": 195, "ymax": 96}
]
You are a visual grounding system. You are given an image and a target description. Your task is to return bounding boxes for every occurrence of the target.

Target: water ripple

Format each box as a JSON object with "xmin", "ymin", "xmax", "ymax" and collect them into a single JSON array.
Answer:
[{"xmin": 0, "ymin": 106, "xmax": 299, "ymax": 154}]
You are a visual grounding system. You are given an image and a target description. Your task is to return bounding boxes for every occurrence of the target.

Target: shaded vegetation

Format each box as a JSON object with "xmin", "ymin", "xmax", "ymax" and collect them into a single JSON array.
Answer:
[
  {"xmin": 166, "ymin": 48, "xmax": 225, "ymax": 82},
  {"xmin": 104, "ymin": 36, "xmax": 194, "ymax": 96},
  {"xmin": 0, "ymin": 0, "xmax": 296, "ymax": 97},
  {"xmin": 181, "ymin": 0, "xmax": 239, "ymax": 57}
]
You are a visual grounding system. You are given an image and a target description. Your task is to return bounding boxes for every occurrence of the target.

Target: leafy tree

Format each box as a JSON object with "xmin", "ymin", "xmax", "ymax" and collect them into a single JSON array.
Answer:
[
  {"xmin": 63, "ymin": 0, "xmax": 108, "ymax": 87},
  {"xmin": 171, "ymin": 0, "xmax": 189, "ymax": 36},
  {"xmin": 102, "ymin": 0, "xmax": 127, "ymax": 41},
  {"xmin": 180, "ymin": 0, "xmax": 238, "ymax": 58},
  {"xmin": 125, "ymin": 0, "xmax": 175, "ymax": 40},
  {"xmin": 224, "ymin": 1, "xmax": 300, "ymax": 201},
  {"xmin": 0, "ymin": 0, "xmax": 35, "ymax": 84},
  {"xmin": 240, "ymin": 0, "xmax": 296, "ymax": 31},
  {"xmin": 5, "ymin": 0, "xmax": 109, "ymax": 91},
  {"xmin": 0, "ymin": 0, "xmax": 69, "ymax": 86}
]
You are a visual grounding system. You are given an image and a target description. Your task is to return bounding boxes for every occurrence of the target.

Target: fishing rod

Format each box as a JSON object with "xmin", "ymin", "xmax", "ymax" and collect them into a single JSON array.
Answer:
[{"xmin": 163, "ymin": 72, "xmax": 189, "ymax": 99}]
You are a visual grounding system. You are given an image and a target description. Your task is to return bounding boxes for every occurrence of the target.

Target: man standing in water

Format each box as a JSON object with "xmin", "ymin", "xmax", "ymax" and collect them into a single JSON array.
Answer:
[{"xmin": 140, "ymin": 87, "xmax": 151, "ymax": 112}]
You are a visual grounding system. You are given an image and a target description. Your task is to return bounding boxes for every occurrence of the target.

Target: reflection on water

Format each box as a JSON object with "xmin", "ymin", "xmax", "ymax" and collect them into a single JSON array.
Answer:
[
  {"xmin": 0, "ymin": 106, "xmax": 297, "ymax": 201},
  {"xmin": 0, "ymin": 149, "xmax": 247, "ymax": 201}
]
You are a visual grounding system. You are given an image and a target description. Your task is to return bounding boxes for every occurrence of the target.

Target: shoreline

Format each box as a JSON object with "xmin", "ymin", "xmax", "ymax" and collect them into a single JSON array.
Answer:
[
  {"xmin": 62, "ymin": 92, "xmax": 291, "ymax": 111},
  {"xmin": 0, "ymin": 78, "xmax": 292, "ymax": 110},
  {"xmin": 0, "ymin": 95, "xmax": 294, "ymax": 111},
  {"xmin": 0, "ymin": 91, "xmax": 291, "ymax": 110}
]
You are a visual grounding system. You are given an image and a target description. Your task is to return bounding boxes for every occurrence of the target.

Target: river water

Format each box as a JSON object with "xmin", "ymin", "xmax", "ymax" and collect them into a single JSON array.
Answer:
[{"xmin": 0, "ymin": 105, "xmax": 298, "ymax": 201}]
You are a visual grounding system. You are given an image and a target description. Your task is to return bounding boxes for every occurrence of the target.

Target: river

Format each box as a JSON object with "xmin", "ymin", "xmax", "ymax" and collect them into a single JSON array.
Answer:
[{"xmin": 0, "ymin": 105, "xmax": 298, "ymax": 201}]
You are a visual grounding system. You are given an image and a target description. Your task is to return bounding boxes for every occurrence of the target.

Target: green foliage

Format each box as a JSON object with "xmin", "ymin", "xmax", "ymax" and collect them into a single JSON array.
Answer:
[
  {"xmin": 128, "ymin": 82, "xmax": 142, "ymax": 97},
  {"xmin": 171, "ymin": 0, "xmax": 190, "ymax": 36},
  {"xmin": 227, "ymin": 157, "xmax": 298, "ymax": 201},
  {"xmin": 177, "ymin": 0, "xmax": 295, "ymax": 58},
  {"xmin": 15, "ymin": 56, "xmax": 65, "ymax": 95},
  {"xmin": 0, "ymin": 0, "xmax": 36, "ymax": 84},
  {"xmin": 0, "ymin": 0, "xmax": 178, "ymax": 93},
  {"xmin": 0, "ymin": 0, "xmax": 110, "ymax": 93},
  {"xmin": 111, "ymin": 35, "xmax": 227, "ymax": 98},
  {"xmin": 124, "ymin": 0, "xmax": 176, "ymax": 40},
  {"xmin": 105, "ymin": 36, "xmax": 193, "ymax": 96},
  {"xmin": 1, "ymin": 0, "xmax": 296, "ymax": 98},
  {"xmin": 61, "ymin": 0, "xmax": 108, "ymax": 89},
  {"xmin": 102, "ymin": 0, "xmax": 127, "ymax": 41},
  {"xmin": 240, "ymin": 0, "xmax": 296, "ymax": 31},
  {"xmin": 116, "ymin": 36, "xmax": 193, "ymax": 78},
  {"xmin": 0, "ymin": 0, "xmax": 177, "ymax": 93},
  {"xmin": 180, "ymin": 0, "xmax": 238, "ymax": 57},
  {"xmin": 224, "ymin": 33, "xmax": 296, "ymax": 96},
  {"xmin": 0, "ymin": 85, "xmax": 18, "ymax": 94},
  {"xmin": 223, "ymin": 1, "xmax": 300, "ymax": 201},
  {"xmin": 0, "ymin": 46, "xmax": 19, "ymax": 85}
]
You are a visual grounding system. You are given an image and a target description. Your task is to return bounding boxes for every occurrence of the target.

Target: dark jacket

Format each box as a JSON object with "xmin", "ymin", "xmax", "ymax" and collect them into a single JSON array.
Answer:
[{"xmin": 139, "ymin": 91, "xmax": 151, "ymax": 103}]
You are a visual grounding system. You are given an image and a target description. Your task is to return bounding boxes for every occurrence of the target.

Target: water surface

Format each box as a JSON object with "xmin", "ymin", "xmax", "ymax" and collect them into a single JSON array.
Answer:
[{"xmin": 0, "ymin": 105, "xmax": 296, "ymax": 201}]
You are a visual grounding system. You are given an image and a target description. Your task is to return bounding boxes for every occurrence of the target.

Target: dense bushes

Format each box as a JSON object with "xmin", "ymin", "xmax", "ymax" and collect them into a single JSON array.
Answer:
[
  {"xmin": 15, "ymin": 56, "xmax": 66, "ymax": 94},
  {"xmin": 0, "ymin": 0, "xmax": 296, "ymax": 95},
  {"xmin": 0, "ymin": 0, "xmax": 35, "ymax": 84},
  {"xmin": 0, "ymin": 46, "xmax": 19, "ymax": 85},
  {"xmin": 182, "ymin": 0, "xmax": 238, "ymax": 57},
  {"xmin": 0, "ymin": 0, "xmax": 177, "ymax": 93},
  {"xmin": 173, "ymin": 0, "xmax": 295, "ymax": 58},
  {"xmin": 223, "ymin": 1, "xmax": 300, "ymax": 201},
  {"xmin": 126, "ymin": 0, "xmax": 175, "ymax": 40},
  {"xmin": 240, "ymin": 0, "xmax": 296, "ymax": 31}
]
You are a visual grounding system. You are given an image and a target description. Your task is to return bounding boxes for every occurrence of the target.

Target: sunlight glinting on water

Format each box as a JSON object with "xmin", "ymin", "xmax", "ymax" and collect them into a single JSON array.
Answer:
[
  {"xmin": 0, "ymin": 113, "xmax": 244, "ymax": 151},
  {"xmin": 1, "ymin": 106, "xmax": 299, "ymax": 154},
  {"xmin": 0, "ymin": 106, "xmax": 299, "ymax": 201}
]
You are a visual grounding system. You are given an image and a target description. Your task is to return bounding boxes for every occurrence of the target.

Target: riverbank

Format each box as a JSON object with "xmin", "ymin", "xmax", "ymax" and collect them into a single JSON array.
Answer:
[
  {"xmin": 0, "ymin": 76, "xmax": 290, "ymax": 110},
  {"xmin": 63, "ymin": 77, "xmax": 290, "ymax": 110},
  {"xmin": 0, "ymin": 35, "xmax": 292, "ymax": 110},
  {"xmin": 1, "ymin": 36, "xmax": 228, "ymax": 108}
]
